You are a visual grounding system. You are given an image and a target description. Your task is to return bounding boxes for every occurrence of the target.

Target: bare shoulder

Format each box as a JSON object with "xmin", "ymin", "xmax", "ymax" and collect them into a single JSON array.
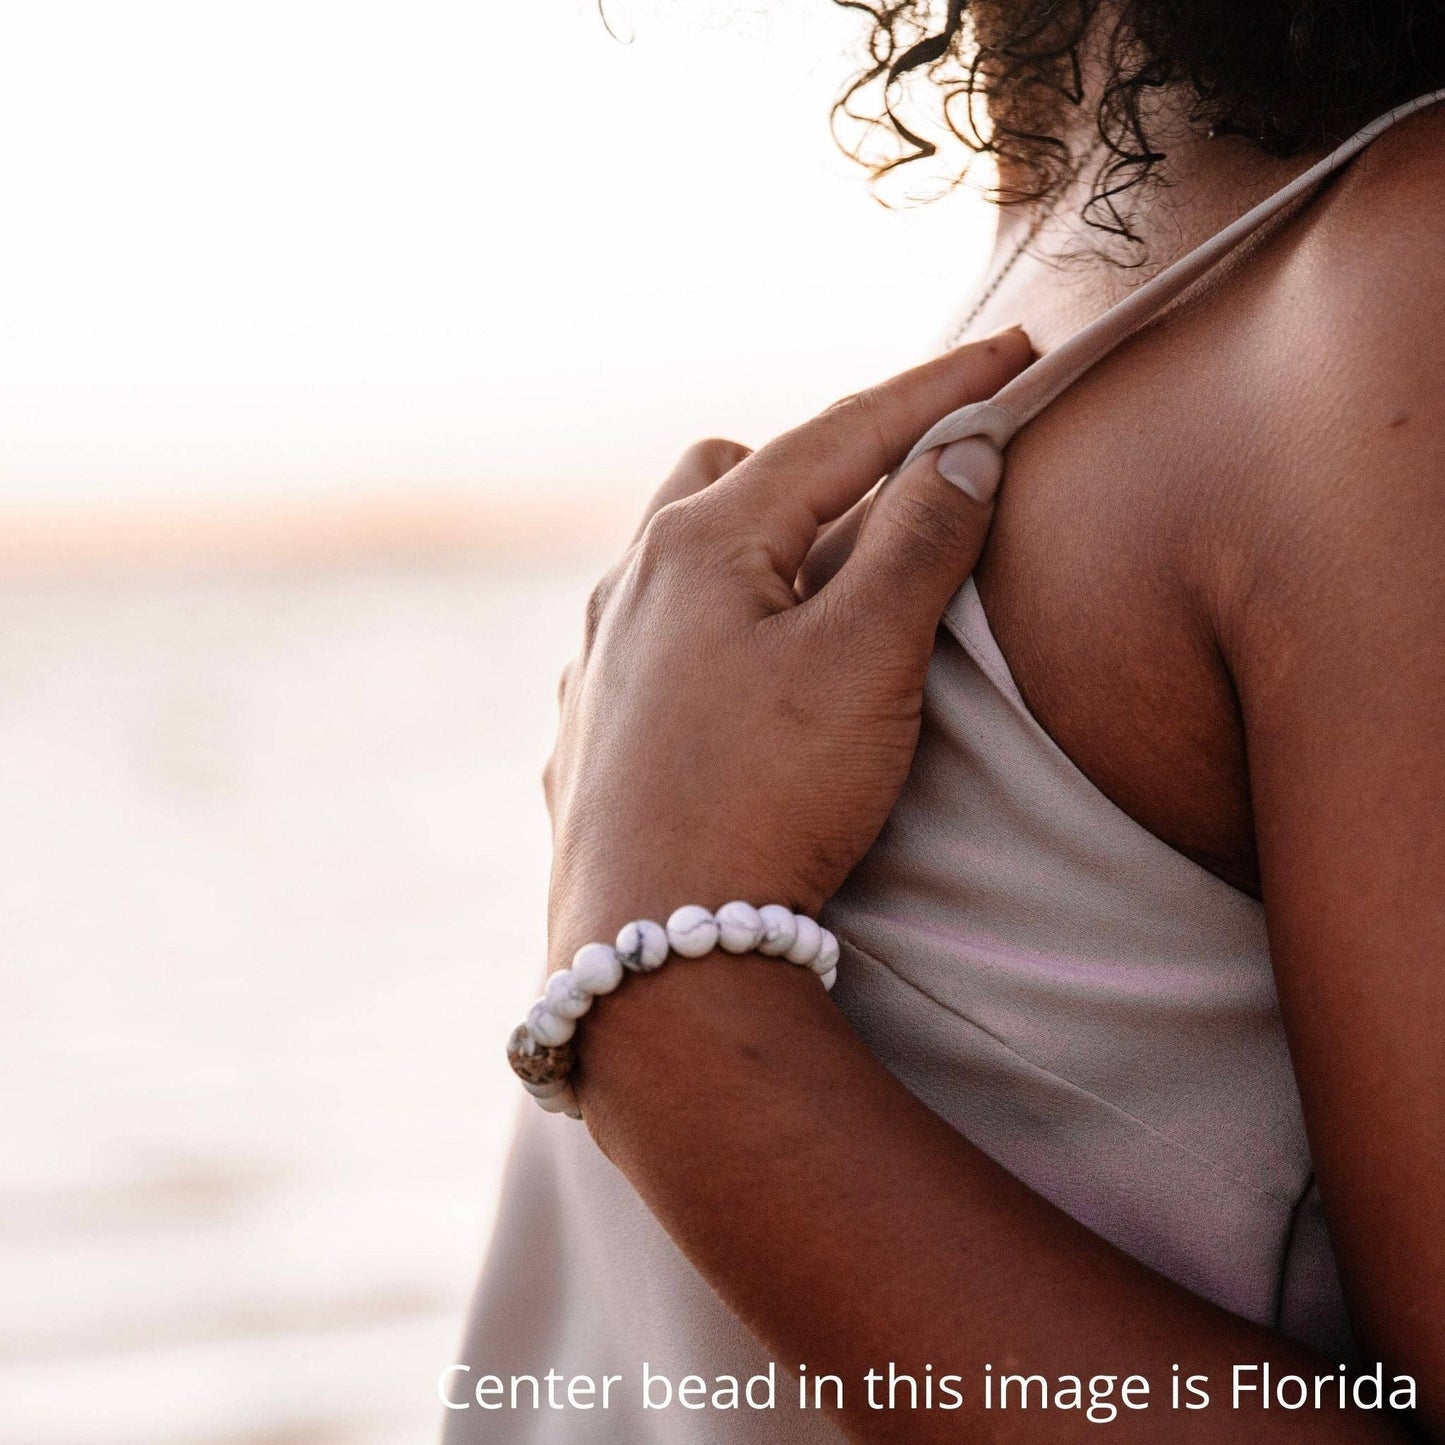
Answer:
[
  {"xmin": 1303, "ymin": 99, "xmax": 1445, "ymax": 297},
  {"xmin": 1221, "ymin": 101, "xmax": 1445, "ymax": 635},
  {"xmin": 1284, "ymin": 99, "xmax": 1445, "ymax": 426}
]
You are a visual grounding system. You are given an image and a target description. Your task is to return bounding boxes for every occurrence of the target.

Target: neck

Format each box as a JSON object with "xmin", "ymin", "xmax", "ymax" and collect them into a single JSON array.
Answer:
[
  {"xmin": 965, "ymin": 71, "xmax": 1336, "ymax": 349},
  {"xmin": 986, "ymin": 9, "xmax": 1330, "ymax": 280}
]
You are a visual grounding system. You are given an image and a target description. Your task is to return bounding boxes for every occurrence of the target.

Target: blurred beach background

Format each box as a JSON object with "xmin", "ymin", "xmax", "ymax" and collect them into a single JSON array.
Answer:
[{"xmin": 0, "ymin": 2, "xmax": 993, "ymax": 1441}]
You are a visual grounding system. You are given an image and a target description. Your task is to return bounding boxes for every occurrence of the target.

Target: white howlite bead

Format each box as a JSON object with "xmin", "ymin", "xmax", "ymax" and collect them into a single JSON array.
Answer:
[
  {"xmin": 811, "ymin": 928, "xmax": 840, "ymax": 976},
  {"xmin": 819, "ymin": 967, "xmax": 838, "ymax": 992},
  {"xmin": 666, "ymin": 904, "xmax": 720, "ymax": 958},
  {"xmin": 715, "ymin": 900, "xmax": 764, "ymax": 954},
  {"xmin": 784, "ymin": 913, "xmax": 823, "ymax": 966},
  {"xmin": 523, "ymin": 1077, "xmax": 569, "ymax": 1100},
  {"xmin": 616, "ymin": 918, "xmax": 668, "ymax": 972},
  {"xmin": 527, "ymin": 1000, "xmax": 576, "ymax": 1048},
  {"xmin": 535, "ymin": 1083, "xmax": 579, "ymax": 1115},
  {"xmin": 755, "ymin": 904, "xmax": 797, "ymax": 957},
  {"xmin": 544, "ymin": 968, "xmax": 592, "ymax": 1020},
  {"xmin": 571, "ymin": 942, "xmax": 624, "ymax": 995}
]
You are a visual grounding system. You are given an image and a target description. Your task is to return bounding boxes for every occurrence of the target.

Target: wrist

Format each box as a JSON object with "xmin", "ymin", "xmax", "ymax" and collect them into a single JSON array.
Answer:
[{"xmin": 515, "ymin": 895, "xmax": 841, "ymax": 1124}]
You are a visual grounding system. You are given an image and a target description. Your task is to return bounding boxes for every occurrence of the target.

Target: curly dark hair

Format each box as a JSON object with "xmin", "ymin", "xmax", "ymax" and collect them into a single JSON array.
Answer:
[{"xmin": 833, "ymin": 0, "xmax": 1445, "ymax": 239}]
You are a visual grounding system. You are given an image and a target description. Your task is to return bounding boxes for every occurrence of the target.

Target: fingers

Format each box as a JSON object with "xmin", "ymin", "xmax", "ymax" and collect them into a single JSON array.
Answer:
[
  {"xmin": 634, "ymin": 437, "xmax": 751, "ymax": 543},
  {"xmin": 718, "ymin": 327, "xmax": 1032, "ymax": 575},
  {"xmin": 823, "ymin": 433, "xmax": 1003, "ymax": 646},
  {"xmin": 795, "ymin": 493, "xmax": 873, "ymax": 601}
]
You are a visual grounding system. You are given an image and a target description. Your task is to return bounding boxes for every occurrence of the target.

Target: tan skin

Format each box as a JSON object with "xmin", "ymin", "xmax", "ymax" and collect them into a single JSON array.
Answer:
[{"xmin": 541, "ymin": 92, "xmax": 1445, "ymax": 1442}]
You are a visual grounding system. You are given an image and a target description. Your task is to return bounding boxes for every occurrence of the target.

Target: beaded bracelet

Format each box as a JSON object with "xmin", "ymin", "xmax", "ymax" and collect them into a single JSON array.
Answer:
[{"xmin": 506, "ymin": 903, "xmax": 841, "ymax": 1120}]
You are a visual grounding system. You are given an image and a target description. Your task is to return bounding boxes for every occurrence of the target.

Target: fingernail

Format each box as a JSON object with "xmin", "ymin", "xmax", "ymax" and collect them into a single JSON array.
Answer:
[
  {"xmin": 950, "ymin": 322, "xmax": 1029, "ymax": 353},
  {"xmin": 935, "ymin": 436, "xmax": 1005, "ymax": 505}
]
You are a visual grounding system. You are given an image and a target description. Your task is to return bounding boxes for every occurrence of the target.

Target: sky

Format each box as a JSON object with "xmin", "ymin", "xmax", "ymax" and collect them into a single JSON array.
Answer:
[{"xmin": 0, "ymin": 1, "xmax": 997, "ymax": 506}]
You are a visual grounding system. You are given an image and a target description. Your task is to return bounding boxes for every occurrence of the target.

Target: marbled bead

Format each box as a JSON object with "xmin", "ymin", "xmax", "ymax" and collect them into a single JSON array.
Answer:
[
  {"xmin": 522, "ymin": 1077, "xmax": 569, "ymax": 1100},
  {"xmin": 819, "ymin": 966, "xmax": 838, "ymax": 993},
  {"xmin": 544, "ymin": 968, "xmax": 592, "ymax": 1020},
  {"xmin": 811, "ymin": 927, "xmax": 840, "ymax": 976},
  {"xmin": 571, "ymin": 942, "xmax": 624, "ymax": 995},
  {"xmin": 507, "ymin": 1021, "xmax": 576, "ymax": 1086},
  {"xmin": 666, "ymin": 904, "xmax": 719, "ymax": 958},
  {"xmin": 616, "ymin": 918, "xmax": 668, "ymax": 972},
  {"xmin": 755, "ymin": 904, "xmax": 797, "ymax": 957},
  {"xmin": 527, "ymin": 999, "xmax": 576, "ymax": 1048},
  {"xmin": 715, "ymin": 900, "xmax": 764, "ymax": 954},
  {"xmin": 784, "ymin": 913, "xmax": 823, "ymax": 966}
]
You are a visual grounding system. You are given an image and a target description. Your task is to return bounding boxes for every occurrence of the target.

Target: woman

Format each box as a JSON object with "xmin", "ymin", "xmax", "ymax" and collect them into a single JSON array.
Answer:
[{"xmin": 448, "ymin": 2, "xmax": 1444, "ymax": 1439}]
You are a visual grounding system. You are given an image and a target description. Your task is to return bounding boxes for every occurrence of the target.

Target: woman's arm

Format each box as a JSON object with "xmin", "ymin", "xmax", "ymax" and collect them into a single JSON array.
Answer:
[
  {"xmin": 577, "ymin": 944, "xmax": 1406, "ymax": 1443},
  {"xmin": 1220, "ymin": 240, "xmax": 1445, "ymax": 1438},
  {"xmin": 542, "ymin": 332, "xmax": 1438, "ymax": 1442}
]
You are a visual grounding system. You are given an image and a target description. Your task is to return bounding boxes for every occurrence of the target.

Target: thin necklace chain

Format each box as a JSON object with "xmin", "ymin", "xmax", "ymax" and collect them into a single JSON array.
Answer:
[
  {"xmin": 943, "ymin": 139, "xmax": 1108, "ymax": 350},
  {"xmin": 943, "ymin": 205, "xmax": 1049, "ymax": 350}
]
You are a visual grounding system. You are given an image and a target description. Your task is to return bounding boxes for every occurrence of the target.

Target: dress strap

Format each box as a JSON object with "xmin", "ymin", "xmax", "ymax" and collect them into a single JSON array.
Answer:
[{"xmin": 902, "ymin": 86, "xmax": 1445, "ymax": 469}]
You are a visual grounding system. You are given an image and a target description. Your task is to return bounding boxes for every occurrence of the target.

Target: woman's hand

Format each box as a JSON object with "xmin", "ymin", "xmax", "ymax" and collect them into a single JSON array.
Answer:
[{"xmin": 543, "ymin": 329, "xmax": 1031, "ymax": 966}]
